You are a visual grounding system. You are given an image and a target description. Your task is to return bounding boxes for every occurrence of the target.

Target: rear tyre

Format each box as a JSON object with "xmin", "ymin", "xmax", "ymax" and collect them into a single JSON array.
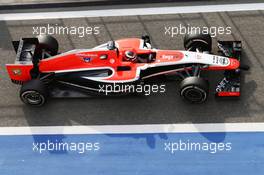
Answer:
[
  {"xmin": 20, "ymin": 79, "xmax": 48, "ymax": 106},
  {"xmin": 184, "ymin": 33, "xmax": 212, "ymax": 52},
  {"xmin": 37, "ymin": 35, "xmax": 58, "ymax": 56},
  {"xmin": 180, "ymin": 76, "xmax": 209, "ymax": 103}
]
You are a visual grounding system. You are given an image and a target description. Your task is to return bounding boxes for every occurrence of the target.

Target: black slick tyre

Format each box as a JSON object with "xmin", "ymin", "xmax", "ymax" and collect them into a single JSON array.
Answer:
[
  {"xmin": 37, "ymin": 35, "xmax": 58, "ymax": 56},
  {"xmin": 184, "ymin": 33, "xmax": 212, "ymax": 52},
  {"xmin": 20, "ymin": 79, "xmax": 48, "ymax": 106},
  {"xmin": 180, "ymin": 76, "xmax": 209, "ymax": 103}
]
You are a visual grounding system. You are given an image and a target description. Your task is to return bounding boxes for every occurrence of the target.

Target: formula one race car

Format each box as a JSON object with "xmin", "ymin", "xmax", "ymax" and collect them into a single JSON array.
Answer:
[{"xmin": 6, "ymin": 34, "xmax": 249, "ymax": 106}]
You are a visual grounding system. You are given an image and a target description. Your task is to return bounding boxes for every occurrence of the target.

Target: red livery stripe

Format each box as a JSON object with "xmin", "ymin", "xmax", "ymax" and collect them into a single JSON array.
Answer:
[{"xmin": 217, "ymin": 91, "xmax": 240, "ymax": 97}]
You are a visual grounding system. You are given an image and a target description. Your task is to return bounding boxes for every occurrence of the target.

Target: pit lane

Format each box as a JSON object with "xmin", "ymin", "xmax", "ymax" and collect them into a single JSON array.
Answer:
[
  {"xmin": 0, "ymin": 9, "xmax": 264, "ymax": 126},
  {"xmin": 0, "ymin": 123, "xmax": 264, "ymax": 175}
]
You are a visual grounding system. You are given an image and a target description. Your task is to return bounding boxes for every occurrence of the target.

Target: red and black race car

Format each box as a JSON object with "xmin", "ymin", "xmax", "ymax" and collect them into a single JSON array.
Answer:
[{"xmin": 6, "ymin": 34, "xmax": 249, "ymax": 106}]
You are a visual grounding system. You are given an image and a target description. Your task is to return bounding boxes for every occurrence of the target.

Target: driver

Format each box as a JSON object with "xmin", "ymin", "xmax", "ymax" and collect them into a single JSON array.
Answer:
[{"xmin": 124, "ymin": 50, "xmax": 137, "ymax": 62}]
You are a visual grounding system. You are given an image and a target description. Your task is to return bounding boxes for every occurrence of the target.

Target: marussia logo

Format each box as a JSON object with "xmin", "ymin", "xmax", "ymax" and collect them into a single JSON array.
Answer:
[{"xmin": 83, "ymin": 57, "xmax": 92, "ymax": 62}]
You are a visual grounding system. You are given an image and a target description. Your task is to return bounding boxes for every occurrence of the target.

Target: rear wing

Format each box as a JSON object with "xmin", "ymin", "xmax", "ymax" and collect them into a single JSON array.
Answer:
[
  {"xmin": 215, "ymin": 41, "xmax": 243, "ymax": 97},
  {"xmin": 6, "ymin": 38, "xmax": 39, "ymax": 84},
  {"xmin": 12, "ymin": 37, "xmax": 39, "ymax": 64}
]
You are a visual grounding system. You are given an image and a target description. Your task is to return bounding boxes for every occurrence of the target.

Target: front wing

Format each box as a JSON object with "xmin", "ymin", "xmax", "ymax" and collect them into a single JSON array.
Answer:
[{"xmin": 215, "ymin": 41, "xmax": 242, "ymax": 97}]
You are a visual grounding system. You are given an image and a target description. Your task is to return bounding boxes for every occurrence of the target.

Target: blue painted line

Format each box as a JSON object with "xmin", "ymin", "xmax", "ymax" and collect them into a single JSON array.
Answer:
[{"xmin": 0, "ymin": 132, "xmax": 263, "ymax": 175}]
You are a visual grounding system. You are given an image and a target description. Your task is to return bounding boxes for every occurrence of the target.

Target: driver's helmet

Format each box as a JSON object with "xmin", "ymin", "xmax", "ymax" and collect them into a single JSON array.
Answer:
[{"xmin": 124, "ymin": 50, "xmax": 137, "ymax": 61}]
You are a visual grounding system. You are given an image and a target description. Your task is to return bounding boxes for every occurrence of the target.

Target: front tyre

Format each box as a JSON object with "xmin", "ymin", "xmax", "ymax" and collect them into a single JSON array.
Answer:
[
  {"xmin": 180, "ymin": 77, "xmax": 209, "ymax": 103},
  {"xmin": 20, "ymin": 79, "xmax": 48, "ymax": 106},
  {"xmin": 184, "ymin": 33, "xmax": 212, "ymax": 52}
]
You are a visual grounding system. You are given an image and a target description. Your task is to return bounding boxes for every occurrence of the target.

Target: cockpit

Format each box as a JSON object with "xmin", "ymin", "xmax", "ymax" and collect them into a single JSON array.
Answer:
[
  {"xmin": 123, "ymin": 50, "xmax": 156, "ymax": 63},
  {"xmin": 93, "ymin": 39, "xmax": 156, "ymax": 63}
]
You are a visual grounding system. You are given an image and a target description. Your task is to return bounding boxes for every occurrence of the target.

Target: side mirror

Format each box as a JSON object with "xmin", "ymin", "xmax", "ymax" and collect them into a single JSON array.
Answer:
[
  {"xmin": 142, "ymin": 35, "xmax": 151, "ymax": 44},
  {"xmin": 107, "ymin": 41, "xmax": 116, "ymax": 50}
]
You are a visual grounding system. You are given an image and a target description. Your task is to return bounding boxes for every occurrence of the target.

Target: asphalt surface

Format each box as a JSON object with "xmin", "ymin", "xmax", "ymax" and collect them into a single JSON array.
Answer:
[{"xmin": 0, "ymin": 10, "xmax": 264, "ymax": 126}]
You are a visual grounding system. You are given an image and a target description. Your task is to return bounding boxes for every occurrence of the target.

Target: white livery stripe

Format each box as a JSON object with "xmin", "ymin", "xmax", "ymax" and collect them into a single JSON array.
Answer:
[
  {"xmin": 0, "ymin": 123, "xmax": 263, "ymax": 135},
  {"xmin": 1, "ymin": 3, "xmax": 264, "ymax": 21}
]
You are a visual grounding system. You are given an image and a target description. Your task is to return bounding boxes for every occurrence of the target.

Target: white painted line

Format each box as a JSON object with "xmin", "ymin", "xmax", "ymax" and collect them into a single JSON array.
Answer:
[
  {"xmin": 1, "ymin": 3, "xmax": 264, "ymax": 21},
  {"xmin": 0, "ymin": 123, "xmax": 263, "ymax": 135}
]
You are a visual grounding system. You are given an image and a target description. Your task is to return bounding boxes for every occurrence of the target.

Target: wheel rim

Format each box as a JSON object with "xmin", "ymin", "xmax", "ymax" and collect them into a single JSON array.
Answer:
[
  {"xmin": 21, "ymin": 91, "xmax": 45, "ymax": 105},
  {"xmin": 181, "ymin": 86, "xmax": 207, "ymax": 103}
]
